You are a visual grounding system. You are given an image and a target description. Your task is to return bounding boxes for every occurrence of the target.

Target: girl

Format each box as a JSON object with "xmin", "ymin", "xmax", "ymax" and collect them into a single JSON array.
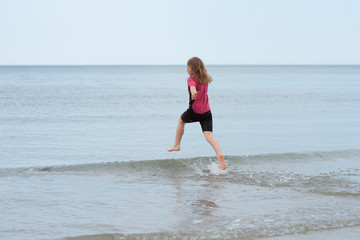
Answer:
[{"xmin": 167, "ymin": 57, "xmax": 226, "ymax": 170}]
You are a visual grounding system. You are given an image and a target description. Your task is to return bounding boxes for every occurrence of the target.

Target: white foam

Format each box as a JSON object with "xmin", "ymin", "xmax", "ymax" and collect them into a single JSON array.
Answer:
[
  {"xmin": 208, "ymin": 162, "xmax": 227, "ymax": 175},
  {"xmin": 193, "ymin": 164, "xmax": 206, "ymax": 176},
  {"xmin": 191, "ymin": 159, "xmax": 228, "ymax": 176}
]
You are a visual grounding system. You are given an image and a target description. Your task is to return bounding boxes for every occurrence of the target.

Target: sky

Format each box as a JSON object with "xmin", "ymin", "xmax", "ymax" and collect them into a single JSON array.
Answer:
[{"xmin": 0, "ymin": 0, "xmax": 359, "ymax": 65}]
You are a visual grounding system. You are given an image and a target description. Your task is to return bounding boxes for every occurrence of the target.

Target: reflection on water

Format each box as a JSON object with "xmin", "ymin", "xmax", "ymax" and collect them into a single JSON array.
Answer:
[{"xmin": 172, "ymin": 174, "xmax": 226, "ymax": 220}]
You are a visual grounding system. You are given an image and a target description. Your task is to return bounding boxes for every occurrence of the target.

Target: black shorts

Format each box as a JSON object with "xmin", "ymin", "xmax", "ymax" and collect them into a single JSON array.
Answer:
[{"xmin": 181, "ymin": 108, "xmax": 213, "ymax": 132}]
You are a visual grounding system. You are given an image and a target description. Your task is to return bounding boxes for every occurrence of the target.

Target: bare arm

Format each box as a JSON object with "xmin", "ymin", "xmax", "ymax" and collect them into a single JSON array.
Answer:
[{"xmin": 190, "ymin": 85, "xmax": 198, "ymax": 100}]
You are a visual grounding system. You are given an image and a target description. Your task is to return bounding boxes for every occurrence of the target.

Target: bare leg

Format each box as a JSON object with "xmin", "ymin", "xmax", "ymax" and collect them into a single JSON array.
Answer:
[
  {"xmin": 167, "ymin": 118, "xmax": 185, "ymax": 152},
  {"xmin": 203, "ymin": 131, "xmax": 226, "ymax": 170}
]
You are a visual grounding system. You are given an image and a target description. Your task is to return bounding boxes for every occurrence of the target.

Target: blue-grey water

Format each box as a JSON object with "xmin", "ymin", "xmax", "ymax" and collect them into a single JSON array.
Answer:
[{"xmin": 1, "ymin": 65, "xmax": 360, "ymax": 240}]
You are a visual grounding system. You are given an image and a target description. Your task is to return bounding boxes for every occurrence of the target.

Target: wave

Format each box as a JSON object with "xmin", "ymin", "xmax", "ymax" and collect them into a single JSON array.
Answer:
[
  {"xmin": 1, "ymin": 150, "xmax": 359, "ymax": 197},
  {"xmin": 1, "ymin": 149, "xmax": 359, "ymax": 176},
  {"xmin": 0, "ymin": 156, "xmax": 218, "ymax": 177},
  {"xmin": 64, "ymin": 225, "xmax": 360, "ymax": 240}
]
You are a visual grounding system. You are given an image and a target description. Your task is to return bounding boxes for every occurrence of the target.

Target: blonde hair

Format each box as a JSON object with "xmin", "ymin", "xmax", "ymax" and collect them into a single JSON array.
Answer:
[{"xmin": 187, "ymin": 57, "xmax": 213, "ymax": 84}]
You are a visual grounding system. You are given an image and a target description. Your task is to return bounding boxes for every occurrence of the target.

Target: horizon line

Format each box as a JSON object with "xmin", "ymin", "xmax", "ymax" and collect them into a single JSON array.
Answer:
[{"xmin": 1, "ymin": 64, "xmax": 360, "ymax": 67}]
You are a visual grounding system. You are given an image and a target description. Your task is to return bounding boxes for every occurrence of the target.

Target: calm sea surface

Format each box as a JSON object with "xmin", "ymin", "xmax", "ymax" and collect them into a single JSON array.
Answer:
[{"xmin": 1, "ymin": 65, "xmax": 360, "ymax": 239}]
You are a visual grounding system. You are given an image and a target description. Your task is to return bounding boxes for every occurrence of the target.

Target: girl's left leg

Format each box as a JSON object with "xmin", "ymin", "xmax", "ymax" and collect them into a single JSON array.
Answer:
[{"xmin": 203, "ymin": 131, "xmax": 226, "ymax": 170}]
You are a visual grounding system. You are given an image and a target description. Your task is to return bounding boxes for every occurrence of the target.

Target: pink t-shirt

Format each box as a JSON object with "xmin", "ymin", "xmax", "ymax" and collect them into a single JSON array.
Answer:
[{"xmin": 187, "ymin": 77, "xmax": 210, "ymax": 114}]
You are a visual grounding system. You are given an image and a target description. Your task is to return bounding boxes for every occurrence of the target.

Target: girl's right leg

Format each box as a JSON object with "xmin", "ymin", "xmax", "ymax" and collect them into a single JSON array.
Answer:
[{"xmin": 167, "ymin": 118, "xmax": 185, "ymax": 152}]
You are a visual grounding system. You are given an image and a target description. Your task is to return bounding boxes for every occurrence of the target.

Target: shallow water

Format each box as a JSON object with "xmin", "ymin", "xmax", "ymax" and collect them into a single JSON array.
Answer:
[
  {"xmin": 1, "ymin": 151, "xmax": 360, "ymax": 240},
  {"xmin": 0, "ymin": 65, "xmax": 360, "ymax": 239}
]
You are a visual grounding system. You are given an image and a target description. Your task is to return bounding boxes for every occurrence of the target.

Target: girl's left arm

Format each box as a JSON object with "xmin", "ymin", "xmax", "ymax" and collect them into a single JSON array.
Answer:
[{"xmin": 190, "ymin": 85, "xmax": 198, "ymax": 100}]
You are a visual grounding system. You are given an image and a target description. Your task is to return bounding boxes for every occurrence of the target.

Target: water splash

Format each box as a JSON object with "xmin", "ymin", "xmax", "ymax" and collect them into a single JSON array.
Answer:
[{"xmin": 208, "ymin": 162, "xmax": 228, "ymax": 175}]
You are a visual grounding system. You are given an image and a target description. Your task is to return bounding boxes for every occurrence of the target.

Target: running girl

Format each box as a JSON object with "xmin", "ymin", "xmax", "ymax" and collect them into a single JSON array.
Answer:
[{"xmin": 167, "ymin": 57, "xmax": 226, "ymax": 170}]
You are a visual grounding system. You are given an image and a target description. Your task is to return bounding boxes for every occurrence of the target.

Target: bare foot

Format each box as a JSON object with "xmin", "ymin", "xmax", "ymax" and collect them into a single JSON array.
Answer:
[
  {"xmin": 218, "ymin": 154, "xmax": 226, "ymax": 170},
  {"xmin": 167, "ymin": 146, "xmax": 180, "ymax": 152}
]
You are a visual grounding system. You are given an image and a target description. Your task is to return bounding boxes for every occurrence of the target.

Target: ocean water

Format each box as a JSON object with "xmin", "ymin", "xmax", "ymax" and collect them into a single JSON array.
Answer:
[{"xmin": 0, "ymin": 65, "xmax": 359, "ymax": 239}]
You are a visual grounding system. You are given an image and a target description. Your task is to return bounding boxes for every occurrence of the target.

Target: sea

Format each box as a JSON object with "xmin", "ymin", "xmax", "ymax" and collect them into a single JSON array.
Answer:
[{"xmin": 0, "ymin": 65, "xmax": 359, "ymax": 240}]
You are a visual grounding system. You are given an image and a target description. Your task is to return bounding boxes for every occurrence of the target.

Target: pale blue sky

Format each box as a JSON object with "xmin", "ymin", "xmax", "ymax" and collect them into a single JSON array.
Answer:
[{"xmin": 1, "ymin": 0, "xmax": 359, "ymax": 65}]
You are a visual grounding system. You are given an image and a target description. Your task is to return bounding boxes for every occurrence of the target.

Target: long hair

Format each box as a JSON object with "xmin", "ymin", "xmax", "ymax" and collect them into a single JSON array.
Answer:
[{"xmin": 187, "ymin": 57, "xmax": 213, "ymax": 84}]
